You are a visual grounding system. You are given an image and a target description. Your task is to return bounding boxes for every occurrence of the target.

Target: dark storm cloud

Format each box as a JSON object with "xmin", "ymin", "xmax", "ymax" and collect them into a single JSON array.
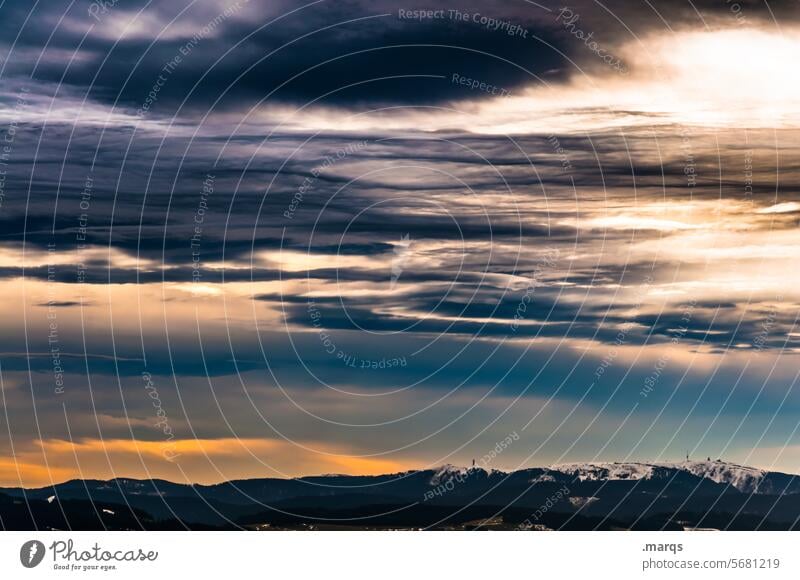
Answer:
[
  {"xmin": 3, "ymin": 121, "xmax": 781, "ymax": 268},
  {"xmin": 0, "ymin": 0, "xmax": 566, "ymax": 114},
  {"xmin": 4, "ymin": 0, "xmax": 797, "ymax": 117}
]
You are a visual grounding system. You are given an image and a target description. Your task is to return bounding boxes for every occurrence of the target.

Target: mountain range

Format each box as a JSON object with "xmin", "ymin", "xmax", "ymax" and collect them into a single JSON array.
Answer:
[{"xmin": 2, "ymin": 460, "xmax": 799, "ymax": 530}]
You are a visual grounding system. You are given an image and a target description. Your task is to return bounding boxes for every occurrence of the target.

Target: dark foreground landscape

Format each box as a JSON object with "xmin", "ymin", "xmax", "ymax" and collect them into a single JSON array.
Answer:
[{"xmin": 2, "ymin": 461, "xmax": 799, "ymax": 531}]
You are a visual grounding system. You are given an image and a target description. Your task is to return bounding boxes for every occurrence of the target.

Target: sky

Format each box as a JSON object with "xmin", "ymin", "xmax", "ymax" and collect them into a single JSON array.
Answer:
[{"xmin": 1, "ymin": 0, "xmax": 800, "ymax": 486}]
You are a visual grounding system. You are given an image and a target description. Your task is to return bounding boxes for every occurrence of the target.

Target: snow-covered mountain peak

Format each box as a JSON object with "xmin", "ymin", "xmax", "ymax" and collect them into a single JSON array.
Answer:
[
  {"xmin": 548, "ymin": 460, "xmax": 771, "ymax": 493},
  {"xmin": 664, "ymin": 460, "xmax": 767, "ymax": 492},
  {"xmin": 551, "ymin": 462, "xmax": 658, "ymax": 482},
  {"xmin": 428, "ymin": 464, "xmax": 501, "ymax": 485}
]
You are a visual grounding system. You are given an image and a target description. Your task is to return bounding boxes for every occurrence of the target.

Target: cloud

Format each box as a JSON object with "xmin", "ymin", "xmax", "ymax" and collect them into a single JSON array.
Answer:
[
  {"xmin": 2, "ymin": 0, "xmax": 800, "ymax": 480},
  {"xmin": 757, "ymin": 202, "xmax": 800, "ymax": 214}
]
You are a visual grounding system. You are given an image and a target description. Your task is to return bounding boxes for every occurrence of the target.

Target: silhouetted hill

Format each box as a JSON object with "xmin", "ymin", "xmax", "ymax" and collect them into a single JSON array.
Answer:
[{"xmin": 3, "ymin": 461, "xmax": 799, "ymax": 530}]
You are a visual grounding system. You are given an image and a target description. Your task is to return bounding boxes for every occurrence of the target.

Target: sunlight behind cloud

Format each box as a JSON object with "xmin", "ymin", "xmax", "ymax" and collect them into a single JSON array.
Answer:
[{"xmin": 276, "ymin": 26, "xmax": 800, "ymax": 135}]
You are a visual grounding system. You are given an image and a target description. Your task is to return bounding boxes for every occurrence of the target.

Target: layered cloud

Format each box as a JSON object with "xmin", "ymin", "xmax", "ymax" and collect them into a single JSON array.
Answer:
[{"xmin": 0, "ymin": 0, "xmax": 799, "ymax": 485}]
